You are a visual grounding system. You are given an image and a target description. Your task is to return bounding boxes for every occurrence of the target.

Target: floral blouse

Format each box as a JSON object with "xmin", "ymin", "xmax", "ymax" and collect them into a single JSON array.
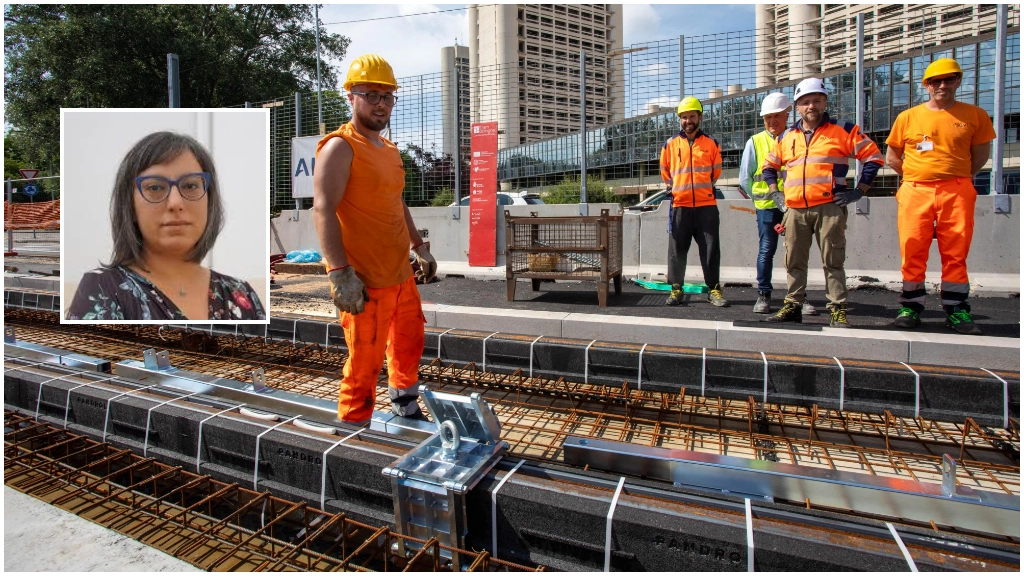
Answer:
[{"xmin": 67, "ymin": 266, "xmax": 265, "ymax": 321}]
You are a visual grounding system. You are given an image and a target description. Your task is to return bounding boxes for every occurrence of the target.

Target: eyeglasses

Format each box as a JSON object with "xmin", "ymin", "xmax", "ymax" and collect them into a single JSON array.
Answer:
[
  {"xmin": 134, "ymin": 172, "xmax": 210, "ymax": 203},
  {"xmin": 350, "ymin": 91, "xmax": 398, "ymax": 106},
  {"xmin": 926, "ymin": 75, "xmax": 960, "ymax": 87}
]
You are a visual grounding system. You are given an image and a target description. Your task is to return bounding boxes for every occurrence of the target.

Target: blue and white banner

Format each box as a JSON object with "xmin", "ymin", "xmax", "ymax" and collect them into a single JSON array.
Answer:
[{"xmin": 291, "ymin": 135, "xmax": 322, "ymax": 199}]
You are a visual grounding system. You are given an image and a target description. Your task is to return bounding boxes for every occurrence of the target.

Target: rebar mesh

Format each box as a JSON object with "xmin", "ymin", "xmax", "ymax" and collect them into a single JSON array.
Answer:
[{"xmin": 3, "ymin": 410, "xmax": 541, "ymax": 572}]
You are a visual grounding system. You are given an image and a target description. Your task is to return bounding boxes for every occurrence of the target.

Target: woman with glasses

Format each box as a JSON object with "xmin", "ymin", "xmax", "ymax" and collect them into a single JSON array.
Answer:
[{"xmin": 67, "ymin": 131, "xmax": 265, "ymax": 321}]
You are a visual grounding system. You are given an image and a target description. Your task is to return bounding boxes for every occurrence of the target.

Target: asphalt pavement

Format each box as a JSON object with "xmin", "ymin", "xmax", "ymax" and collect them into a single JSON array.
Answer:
[
  {"xmin": 7, "ymin": 252, "xmax": 1017, "ymax": 339},
  {"xmin": 272, "ymin": 274, "xmax": 1021, "ymax": 339}
]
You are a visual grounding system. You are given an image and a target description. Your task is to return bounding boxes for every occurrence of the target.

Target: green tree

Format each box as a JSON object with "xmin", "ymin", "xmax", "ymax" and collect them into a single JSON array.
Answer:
[
  {"xmin": 4, "ymin": 4, "xmax": 350, "ymax": 171},
  {"xmin": 430, "ymin": 187, "xmax": 455, "ymax": 207},
  {"xmin": 544, "ymin": 175, "xmax": 619, "ymax": 205}
]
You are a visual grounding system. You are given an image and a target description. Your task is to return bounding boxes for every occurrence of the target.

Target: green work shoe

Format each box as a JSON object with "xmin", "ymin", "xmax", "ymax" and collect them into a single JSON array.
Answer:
[
  {"xmin": 893, "ymin": 307, "xmax": 920, "ymax": 329},
  {"xmin": 945, "ymin": 305, "xmax": 982, "ymax": 335},
  {"xmin": 828, "ymin": 304, "xmax": 850, "ymax": 328},
  {"xmin": 665, "ymin": 284, "xmax": 686, "ymax": 306},
  {"xmin": 707, "ymin": 284, "xmax": 729, "ymax": 307}
]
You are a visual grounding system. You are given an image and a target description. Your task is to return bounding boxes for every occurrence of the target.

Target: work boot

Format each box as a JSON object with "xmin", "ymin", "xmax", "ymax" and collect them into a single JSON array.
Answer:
[
  {"xmin": 707, "ymin": 284, "xmax": 729, "ymax": 307},
  {"xmin": 753, "ymin": 292, "xmax": 771, "ymax": 314},
  {"xmin": 390, "ymin": 386, "xmax": 428, "ymax": 421},
  {"xmin": 893, "ymin": 307, "xmax": 921, "ymax": 329},
  {"xmin": 944, "ymin": 304, "xmax": 983, "ymax": 335},
  {"xmin": 828, "ymin": 304, "xmax": 850, "ymax": 328},
  {"xmin": 802, "ymin": 301, "xmax": 818, "ymax": 316},
  {"xmin": 665, "ymin": 284, "xmax": 686, "ymax": 306},
  {"xmin": 764, "ymin": 300, "xmax": 802, "ymax": 323}
]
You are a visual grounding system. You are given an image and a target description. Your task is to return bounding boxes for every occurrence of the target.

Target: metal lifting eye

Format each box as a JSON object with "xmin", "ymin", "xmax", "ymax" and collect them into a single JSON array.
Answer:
[{"xmin": 439, "ymin": 420, "xmax": 460, "ymax": 460}]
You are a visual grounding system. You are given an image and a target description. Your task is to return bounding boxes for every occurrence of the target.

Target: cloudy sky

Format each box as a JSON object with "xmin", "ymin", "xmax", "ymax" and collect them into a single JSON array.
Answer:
[{"xmin": 318, "ymin": 3, "xmax": 757, "ymax": 82}]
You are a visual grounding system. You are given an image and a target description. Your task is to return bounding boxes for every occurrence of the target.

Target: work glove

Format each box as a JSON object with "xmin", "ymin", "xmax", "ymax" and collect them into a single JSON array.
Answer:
[
  {"xmin": 768, "ymin": 191, "xmax": 788, "ymax": 213},
  {"xmin": 832, "ymin": 185, "xmax": 864, "ymax": 207},
  {"xmin": 327, "ymin": 266, "xmax": 369, "ymax": 314},
  {"xmin": 413, "ymin": 242, "xmax": 437, "ymax": 284}
]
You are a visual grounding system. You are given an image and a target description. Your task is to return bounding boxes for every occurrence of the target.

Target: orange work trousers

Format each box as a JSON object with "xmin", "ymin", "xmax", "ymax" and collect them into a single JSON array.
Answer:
[
  {"xmin": 337, "ymin": 275, "xmax": 425, "ymax": 423},
  {"xmin": 896, "ymin": 178, "xmax": 976, "ymax": 307}
]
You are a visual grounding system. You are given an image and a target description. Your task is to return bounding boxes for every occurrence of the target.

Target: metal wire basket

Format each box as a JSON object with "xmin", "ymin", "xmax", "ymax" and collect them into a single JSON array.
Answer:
[{"xmin": 504, "ymin": 209, "xmax": 623, "ymax": 306}]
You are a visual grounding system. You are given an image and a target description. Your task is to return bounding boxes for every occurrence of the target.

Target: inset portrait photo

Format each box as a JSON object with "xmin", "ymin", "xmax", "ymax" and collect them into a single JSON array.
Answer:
[{"xmin": 61, "ymin": 109, "xmax": 270, "ymax": 324}]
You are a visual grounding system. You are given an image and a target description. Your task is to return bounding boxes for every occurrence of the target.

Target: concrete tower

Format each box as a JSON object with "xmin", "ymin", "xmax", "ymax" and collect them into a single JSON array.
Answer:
[{"xmin": 467, "ymin": 4, "xmax": 623, "ymax": 148}]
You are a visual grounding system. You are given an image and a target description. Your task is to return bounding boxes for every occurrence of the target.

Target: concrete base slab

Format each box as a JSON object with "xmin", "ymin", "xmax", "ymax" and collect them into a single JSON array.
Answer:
[
  {"xmin": 433, "ymin": 304, "xmax": 568, "ymax": 336},
  {"xmin": 423, "ymin": 304, "xmax": 1020, "ymax": 371},
  {"xmin": 716, "ymin": 323, "xmax": 912, "ymax": 363},
  {"xmin": 561, "ymin": 313, "xmax": 719, "ymax": 348},
  {"xmin": 905, "ymin": 332, "xmax": 1022, "ymax": 372},
  {"xmin": 4, "ymin": 486, "xmax": 200, "ymax": 572},
  {"xmin": 4, "ymin": 273, "xmax": 59, "ymax": 291}
]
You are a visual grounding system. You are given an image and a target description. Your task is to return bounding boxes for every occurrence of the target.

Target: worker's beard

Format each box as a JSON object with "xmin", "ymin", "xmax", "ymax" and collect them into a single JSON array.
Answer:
[{"xmin": 355, "ymin": 107, "xmax": 389, "ymax": 132}]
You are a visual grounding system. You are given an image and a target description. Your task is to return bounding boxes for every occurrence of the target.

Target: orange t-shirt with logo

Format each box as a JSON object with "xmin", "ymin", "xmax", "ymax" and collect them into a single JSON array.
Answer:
[
  {"xmin": 886, "ymin": 102, "xmax": 996, "ymax": 182},
  {"xmin": 316, "ymin": 123, "xmax": 413, "ymax": 289}
]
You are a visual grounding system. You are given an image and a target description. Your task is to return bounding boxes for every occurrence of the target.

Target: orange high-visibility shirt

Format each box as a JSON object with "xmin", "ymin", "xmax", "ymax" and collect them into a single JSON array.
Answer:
[
  {"xmin": 763, "ymin": 117, "xmax": 883, "ymax": 209},
  {"xmin": 316, "ymin": 123, "xmax": 413, "ymax": 288},
  {"xmin": 660, "ymin": 132, "xmax": 722, "ymax": 208},
  {"xmin": 886, "ymin": 102, "xmax": 996, "ymax": 182}
]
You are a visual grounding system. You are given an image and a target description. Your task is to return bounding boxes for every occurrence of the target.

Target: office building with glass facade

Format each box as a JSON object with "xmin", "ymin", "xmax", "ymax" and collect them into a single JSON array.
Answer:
[{"xmin": 498, "ymin": 29, "xmax": 1020, "ymax": 196}]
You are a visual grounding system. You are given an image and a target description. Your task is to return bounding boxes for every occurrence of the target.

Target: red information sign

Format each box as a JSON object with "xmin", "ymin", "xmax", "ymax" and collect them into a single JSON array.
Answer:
[{"xmin": 468, "ymin": 121, "xmax": 498, "ymax": 266}]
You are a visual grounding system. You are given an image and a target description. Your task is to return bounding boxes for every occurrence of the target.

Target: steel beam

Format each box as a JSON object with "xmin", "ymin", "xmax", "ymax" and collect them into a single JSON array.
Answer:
[
  {"xmin": 5, "ymin": 327, "xmax": 110, "ymax": 372},
  {"xmin": 563, "ymin": 436, "xmax": 1019, "ymax": 538},
  {"xmin": 114, "ymin": 352, "xmax": 435, "ymax": 441}
]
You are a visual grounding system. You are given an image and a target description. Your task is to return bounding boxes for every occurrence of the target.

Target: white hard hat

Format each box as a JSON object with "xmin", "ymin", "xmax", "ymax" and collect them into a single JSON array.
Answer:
[
  {"xmin": 760, "ymin": 93, "xmax": 792, "ymax": 116},
  {"xmin": 793, "ymin": 78, "xmax": 828, "ymax": 103}
]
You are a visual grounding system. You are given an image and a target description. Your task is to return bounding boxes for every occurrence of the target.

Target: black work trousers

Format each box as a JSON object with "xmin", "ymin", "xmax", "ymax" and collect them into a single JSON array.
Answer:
[{"xmin": 667, "ymin": 204, "xmax": 721, "ymax": 288}]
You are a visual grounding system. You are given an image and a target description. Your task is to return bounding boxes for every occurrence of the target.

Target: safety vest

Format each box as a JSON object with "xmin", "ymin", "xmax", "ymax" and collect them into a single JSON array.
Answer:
[
  {"xmin": 765, "ymin": 114, "xmax": 883, "ymax": 209},
  {"xmin": 750, "ymin": 130, "xmax": 777, "ymax": 210},
  {"xmin": 316, "ymin": 122, "xmax": 413, "ymax": 289},
  {"xmin": 659, "ymin": 131, "xmax": 722, "ymax": 208}
]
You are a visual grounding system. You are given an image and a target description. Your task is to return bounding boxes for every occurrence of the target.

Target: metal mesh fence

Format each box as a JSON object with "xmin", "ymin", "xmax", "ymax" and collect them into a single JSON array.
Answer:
[
  {"xmin": 388, "ymin": 71, "xmax": 463, "ymax": 206},
  {"xmin": 230, "ymin": 92, "xmax": 351, "ymax": 211},
  {"xmin": 248, "ymin": 4, "xmax": 1019, "ymax": 208}
]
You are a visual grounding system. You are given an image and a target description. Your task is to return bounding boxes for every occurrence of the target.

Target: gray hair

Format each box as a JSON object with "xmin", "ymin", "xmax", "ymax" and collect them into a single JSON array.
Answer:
[{"xmin": 106, "ymin": 131, "xmax": 225, "ymax": 267}]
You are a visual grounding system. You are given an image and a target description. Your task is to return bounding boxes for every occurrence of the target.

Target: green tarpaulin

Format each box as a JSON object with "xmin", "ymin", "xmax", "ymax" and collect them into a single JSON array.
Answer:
[{"xmin": 631, "ymin": 279, "xmax": 708, "ymax": 293}]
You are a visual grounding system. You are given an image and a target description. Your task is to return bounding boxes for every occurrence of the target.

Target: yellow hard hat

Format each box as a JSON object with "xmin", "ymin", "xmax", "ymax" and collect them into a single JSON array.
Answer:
[
  {"xmin": 922, "ymin": 58, "xmax": 963, "ymax": 85},
  {"xmin": 344, "ymin": 54, "xmax": 400, "ymax": 91},
  {"xmin": 677, "ymin": 96, "xmax": 703, "ymax": 116}
]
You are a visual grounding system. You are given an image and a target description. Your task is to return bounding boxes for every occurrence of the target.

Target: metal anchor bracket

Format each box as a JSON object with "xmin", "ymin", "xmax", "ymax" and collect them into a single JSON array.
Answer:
[{"xmin": 385, "ymin": 388, "xmax": 508, "ymax": 568}]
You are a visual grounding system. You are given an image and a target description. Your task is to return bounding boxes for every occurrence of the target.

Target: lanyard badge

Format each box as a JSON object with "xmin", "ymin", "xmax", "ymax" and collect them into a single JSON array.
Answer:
[{"xmin": 916, "ymin": 135, "xmax": 934, "ymax": 152}]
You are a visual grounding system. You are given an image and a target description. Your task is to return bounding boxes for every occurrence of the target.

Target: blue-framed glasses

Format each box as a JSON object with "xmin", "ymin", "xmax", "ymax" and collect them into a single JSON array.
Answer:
[
  {"xmin": 350, "ymin": 91, "xmax": 398, "ymax": 106},
  {"xmin": 134, "ymin": 172, "xmax": 211, "ymax": 203}
]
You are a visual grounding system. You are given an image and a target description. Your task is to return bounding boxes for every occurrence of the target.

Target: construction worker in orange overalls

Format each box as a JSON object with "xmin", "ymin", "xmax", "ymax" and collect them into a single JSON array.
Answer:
[
  {"xmin": 886, "ymin": 58, "xmax": 995, "ymax": 335},
  {"xmin": 661, "ymin": 96, "xmax": 729, "ymax": 307},
  {"xmin": 761, "ymin": 78, "xmax": 884, "ymax": 327},
  {"xmin": 313, "ymin": 54, "xmax": 437, "ymax": 425}
]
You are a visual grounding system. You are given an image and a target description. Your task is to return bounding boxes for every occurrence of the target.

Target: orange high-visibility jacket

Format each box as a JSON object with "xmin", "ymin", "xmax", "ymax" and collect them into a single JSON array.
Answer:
[
  {"xmin": 761, "ymin": 114, "xmax": 883, "ymax": 209},
  {"xmin": 660, "ymin": 131, "xmax": 722, "ymax": 208}
]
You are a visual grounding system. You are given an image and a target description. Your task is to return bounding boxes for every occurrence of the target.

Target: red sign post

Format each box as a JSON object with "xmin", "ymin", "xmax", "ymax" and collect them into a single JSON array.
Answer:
[{"xmin": 468, "ymin": 121, "xmax": 498, "ymax": 266}]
